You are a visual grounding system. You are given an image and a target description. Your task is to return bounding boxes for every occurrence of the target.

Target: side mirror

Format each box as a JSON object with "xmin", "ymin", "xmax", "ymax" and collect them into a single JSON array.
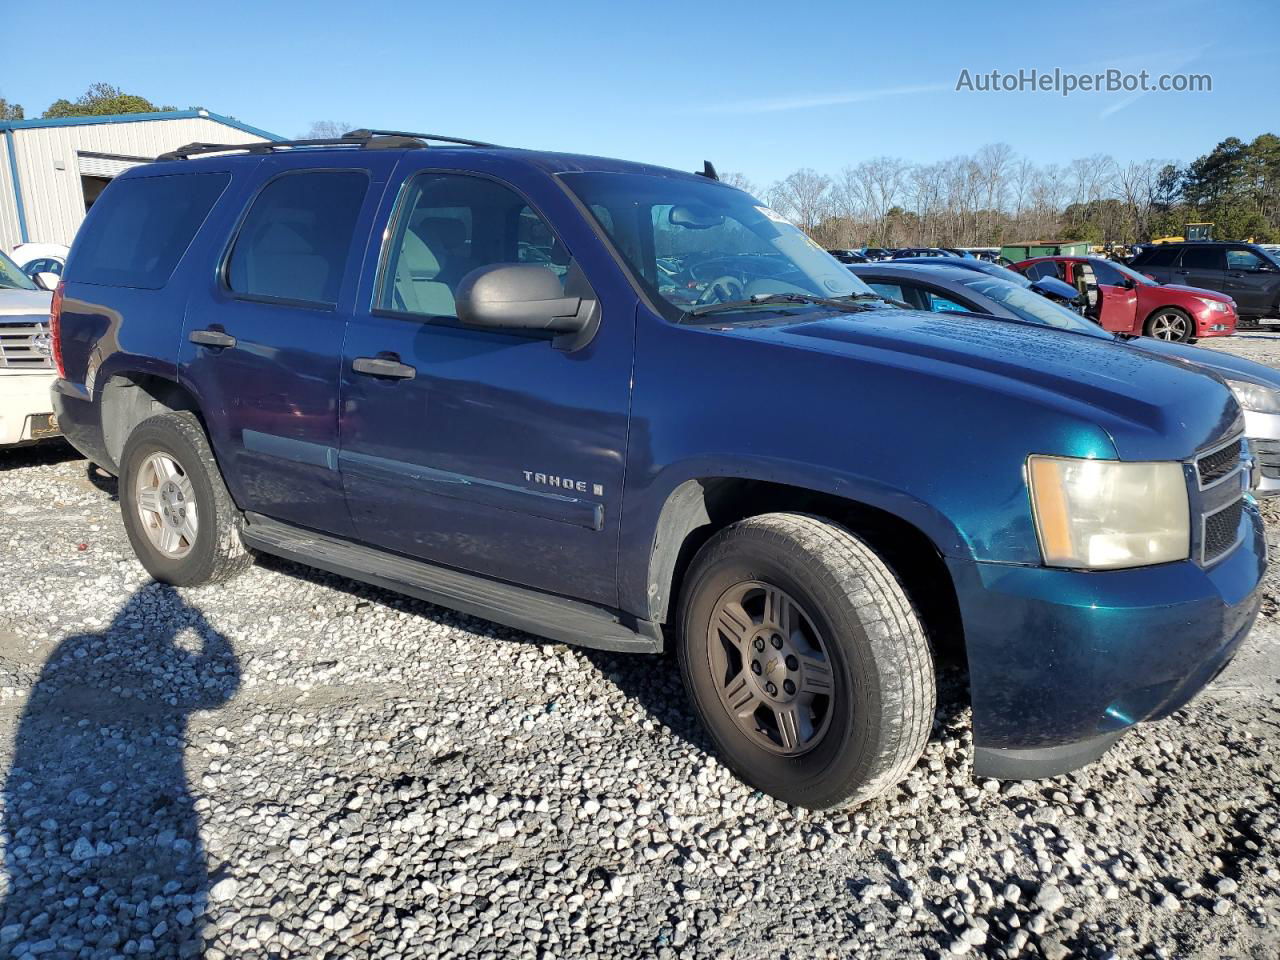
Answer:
[
  {"xmin": 455, "ymin": 264, "xmax": 592, "ymax": 335},
  {"xmin": 33, "ymin": 271, "xmax": 60, "ymax": 292},
  {"xmin": 1118, "ymin": 276, "xmax": 1136, "ymax": 289}
]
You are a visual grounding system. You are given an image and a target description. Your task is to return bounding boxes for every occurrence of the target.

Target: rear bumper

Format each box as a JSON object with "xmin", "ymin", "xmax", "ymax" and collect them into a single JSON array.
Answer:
[
  {"xmin": 0, "ymin": 372, "xmax": 57, "ymax": 446},
  {"xmin": 950, "ymin": 500, "xmax": 1265, "ymax": 778},
  {"xmin": 51, "ymin": 378, "xmax": 113, "ymax": 471}
]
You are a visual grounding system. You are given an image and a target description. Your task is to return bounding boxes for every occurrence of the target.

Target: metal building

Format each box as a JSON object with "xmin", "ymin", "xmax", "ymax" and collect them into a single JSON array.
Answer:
[{"xmin": 1, "ymin": 109, "xmax": 281, "ymax": 251}]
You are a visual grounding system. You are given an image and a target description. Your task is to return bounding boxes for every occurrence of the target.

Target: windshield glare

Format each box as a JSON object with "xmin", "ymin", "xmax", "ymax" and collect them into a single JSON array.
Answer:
[
  {"xmin": 959, "ymin": 276, "xmax": 1112, "ymax": 338},
  {"xmin": 0, "ymin": 249, "xmax": 37, "ymax": 291},
  {"xmin": 561, "ymin": 172, "xmax": 871, "ymax": 316}
]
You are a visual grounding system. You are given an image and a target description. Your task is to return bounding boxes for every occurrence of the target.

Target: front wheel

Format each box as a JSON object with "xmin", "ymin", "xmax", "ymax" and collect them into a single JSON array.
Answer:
[
  {"xmin": 119, "ymin": 411, "xmax": 253, "ymax": 586},
  {"xmin": 677, "ymin": 513, "xmax": 935, "ymax": 809},
  {"xmin": 1145, "ymin": 308, "xmax": 1193, "ymax": 342}
]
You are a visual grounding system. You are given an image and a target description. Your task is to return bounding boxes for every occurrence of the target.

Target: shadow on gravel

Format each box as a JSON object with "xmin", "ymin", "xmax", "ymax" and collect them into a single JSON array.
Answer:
[
  {"xmin": 0, "ymin": 439, "xmax": 81, "ymax": 473},
  {"xmin": 0, "ymin": 583, "xmax": 240, "ymax": 957}
]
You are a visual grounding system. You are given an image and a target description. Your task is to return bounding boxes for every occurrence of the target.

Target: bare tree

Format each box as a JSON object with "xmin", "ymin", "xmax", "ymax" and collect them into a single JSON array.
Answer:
[
  {"xmin": 766, "ymin": 169, "xmax": 834, "ymax": 238},
  {"xmin": 299, "ymin": 120, "xmax": 353, "ymax": 140},
  {"xmin": 842, "ymin": 157, "xmax": 906, "ymax": 245},
  {"xmin": 719, "ymin": 171, "xmax": 759, "ymax": 195}
]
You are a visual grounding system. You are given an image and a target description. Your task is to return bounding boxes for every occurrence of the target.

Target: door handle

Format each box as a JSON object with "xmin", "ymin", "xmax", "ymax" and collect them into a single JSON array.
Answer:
[
  {"xmin": 1227, "ymin": 272, "xmax": 1245, "ymax": 278},
  {"xmin": 189, "ymin": 328, "xmax": 237, "ymax": 349},
  {"xmin": 352, "ymin": 356, "xmax": 416, "ymax": 380},
  {"xmin": 1174, "ymin": 270, "xmax": 1189, "ymax": 276}
]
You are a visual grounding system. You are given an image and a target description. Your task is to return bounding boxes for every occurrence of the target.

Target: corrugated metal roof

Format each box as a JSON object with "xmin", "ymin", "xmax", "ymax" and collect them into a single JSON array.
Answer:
[{"xmin": 0, "ymin": 109, "xmax": 282, "ymax": 142}]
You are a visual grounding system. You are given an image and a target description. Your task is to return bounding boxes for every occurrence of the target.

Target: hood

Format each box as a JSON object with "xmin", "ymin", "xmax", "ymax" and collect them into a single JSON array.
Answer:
[
  {"xmin": 0, "ymin": 288, "xmax": 53, "ymax": 317},
  {"xmin": 1134, "ymin": 338, "xmax": 1280, "ymax": 388},
  {"xmin": 1159, "ymin": 283, "xmax": 1234, "ymax": 304},
  {"xmin": 714, "ymin": 307, "xmax": 1240, "ymax": 460}
]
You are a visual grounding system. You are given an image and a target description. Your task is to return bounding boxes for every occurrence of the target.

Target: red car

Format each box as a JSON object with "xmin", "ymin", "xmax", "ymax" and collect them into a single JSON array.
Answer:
[{"xmin": 1013, "ymin": 255, "xmax": 1237, "ymax": 342}]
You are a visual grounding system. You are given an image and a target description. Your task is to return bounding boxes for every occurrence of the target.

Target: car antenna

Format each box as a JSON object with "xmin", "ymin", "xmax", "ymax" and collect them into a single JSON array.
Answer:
[{"xmin": 696, "ymin": 161, "xmax": 719, "ymax": 181}]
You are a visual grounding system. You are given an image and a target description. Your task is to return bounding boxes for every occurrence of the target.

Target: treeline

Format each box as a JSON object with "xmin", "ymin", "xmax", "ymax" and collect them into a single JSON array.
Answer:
[{"xmin": 725, "ymin": 133, "xmax": 1280, "ymax": 249}]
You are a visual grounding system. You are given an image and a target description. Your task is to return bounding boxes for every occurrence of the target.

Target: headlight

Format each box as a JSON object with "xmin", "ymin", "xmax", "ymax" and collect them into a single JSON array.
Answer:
[
  {"xmin": 1027, "ymin": 456, "xmax": 1189, "ymax": 569},
  {"xmin": 1197, "ymin": 297, "xmax": 1230, "ymax": 313},
  {"xmin": 1226, "ymin": 379, "xmax": 1280, "ymax": 415}
]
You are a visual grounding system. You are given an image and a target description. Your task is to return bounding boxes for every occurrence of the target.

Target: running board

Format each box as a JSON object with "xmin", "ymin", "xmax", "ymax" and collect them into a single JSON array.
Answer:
[{"xmin": 240, "ymin": 514, "xmax": 663, "ymax": 654}]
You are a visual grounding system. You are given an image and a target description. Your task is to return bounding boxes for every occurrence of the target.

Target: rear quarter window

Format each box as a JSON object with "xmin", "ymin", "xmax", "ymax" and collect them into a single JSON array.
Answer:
[{"xmin": 68, "ymin": 173, "xmax": 231, "ymax": 289}]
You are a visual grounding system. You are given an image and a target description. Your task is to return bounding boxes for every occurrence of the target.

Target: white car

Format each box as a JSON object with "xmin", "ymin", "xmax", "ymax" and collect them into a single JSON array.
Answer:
[
  {"xmin": 10, "ymin": 242, "xmax": 69, "ymax": 287},
  {"xmin": 0, "ymin": 249, "xmax": 57, "ymax": 447}
]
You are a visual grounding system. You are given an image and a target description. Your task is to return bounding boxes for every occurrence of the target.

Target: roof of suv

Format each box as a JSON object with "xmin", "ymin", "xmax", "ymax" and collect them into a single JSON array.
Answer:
[{"xmin": 141, "ymin": 133, "xmax": 725, "ymax": 186}]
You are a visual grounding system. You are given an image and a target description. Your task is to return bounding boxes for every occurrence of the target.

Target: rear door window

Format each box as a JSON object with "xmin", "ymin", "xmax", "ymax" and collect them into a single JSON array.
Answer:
[
  {"xmin": 226, "ymin": 171, "xmax": 369, "ymax": 306},
  {"xmin": 1137, "ymin": 246, "xmax": 1179, "ymax": 267},
  {"xmin": 69, "ymin": 173, "xmax": 230, "ymax": 289},
  {"xmin": 1023, "ymin": 262, "xmax": 1062, "ymax": 282},
  {"xmin": 1179, "ymin": 247, "xmax": 1225, "ymax": 270}
]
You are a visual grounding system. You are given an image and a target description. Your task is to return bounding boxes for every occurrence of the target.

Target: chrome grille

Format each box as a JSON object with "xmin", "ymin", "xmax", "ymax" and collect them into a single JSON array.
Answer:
[
  {"xmin": 1203, "ymin": 500, "xmax": 1244, "ymax": 560},
  {"xmin": 1253, "ymin": 438, "xmax": 1280, "ymax": 480},
  {"xmin": 1194, "ymin": 433, "xmax": 1247, "ymax": 565},
  {"xmin": 0, "ymin": 319, "xmax": 52, "ymax": 370},
  {"xmin": 1197, "ymin": 441, "xmax": 1240, "ymax": 486}
]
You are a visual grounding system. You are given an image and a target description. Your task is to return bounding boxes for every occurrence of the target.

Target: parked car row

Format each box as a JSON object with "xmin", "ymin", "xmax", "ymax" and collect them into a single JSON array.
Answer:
[
  {"xmin": 1014, "ymin": 255, "xmax": 1238, "ymax": 341},
  {"xmin": 33, "ymin": 130, "xmax": 1267, "ymax": 810},
  {"xmin": 849, "ymin": 259, "xmax": 1280, "ymax": 493},
  {"xmin": 1127, "ymin": 242, "xmax": 1280, "ymax": 327},
  {"xmin": 828, "ymin": 247, "xmax": 1005, "ymax": 264},
  {"xmin": 0, "ymin": 248, "xmax": 58, "ymax": 448}
]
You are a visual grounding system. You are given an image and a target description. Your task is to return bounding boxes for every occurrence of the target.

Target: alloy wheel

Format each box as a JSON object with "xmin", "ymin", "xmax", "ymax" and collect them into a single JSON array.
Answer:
[
  {"xmin": 706, "ymin": 581, "xmax": 835, "ymax": 756},
  {"xmin": 1149, "ymin": 311, "xmax": 1189, "ymax": 341},
  {"xmin": 134, "ymin": 452, "xmax": 198, "ymax": 559}
]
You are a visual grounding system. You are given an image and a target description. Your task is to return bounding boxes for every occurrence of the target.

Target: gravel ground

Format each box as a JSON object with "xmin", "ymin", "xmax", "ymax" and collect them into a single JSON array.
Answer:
[{"xmin": 1, "ymin": 338, "xmax": 1279, "ymax": 959}]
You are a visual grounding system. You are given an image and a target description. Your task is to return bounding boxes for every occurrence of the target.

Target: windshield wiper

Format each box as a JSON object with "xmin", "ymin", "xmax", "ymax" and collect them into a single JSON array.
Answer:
[{"xmin": 682, "ymin": 292, "xmax": 877, "ymax": 320}]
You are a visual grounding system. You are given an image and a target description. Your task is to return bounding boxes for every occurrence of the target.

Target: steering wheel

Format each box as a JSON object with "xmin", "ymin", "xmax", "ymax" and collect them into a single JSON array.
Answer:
[{"xmin": 696, "ymin": 274, "xmax": 746, "ymax": 306}]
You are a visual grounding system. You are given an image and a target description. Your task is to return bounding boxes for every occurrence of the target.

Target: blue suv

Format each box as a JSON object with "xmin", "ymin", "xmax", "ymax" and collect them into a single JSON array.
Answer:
[{"xmin": 50, "ymin": 130, "xmax": 1265, "ymax": 808}]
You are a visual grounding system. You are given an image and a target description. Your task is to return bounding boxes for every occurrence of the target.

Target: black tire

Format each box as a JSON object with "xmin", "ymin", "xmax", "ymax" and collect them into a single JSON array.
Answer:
[
  {"xmin": 1144, "ymin": 307, "xmax": 1193, "ymax": 342},
  {"xmin": 119, "ymin": 411, "xmax": 252, "ymax": 586},
  {"xmin": 677, "ymin": 512, "xmax": 935, "ymax": 809}
]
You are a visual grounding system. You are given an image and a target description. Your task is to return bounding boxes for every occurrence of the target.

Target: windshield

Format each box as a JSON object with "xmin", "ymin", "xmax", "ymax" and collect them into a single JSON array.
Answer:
[
  {"xmin": 561, "ymin": 172, "xmax": 872, "ymax": 318},
  {"xmin": 958, "ymin": 276, "xmax": 1112, "ymax": 338},
  {"xmin": 1106, "ymin": 259, "xmax": 1158, "ymax": 286},
  {"xmin": 0, "ymin": 249, "xmax": 37, "ymax": 291}
]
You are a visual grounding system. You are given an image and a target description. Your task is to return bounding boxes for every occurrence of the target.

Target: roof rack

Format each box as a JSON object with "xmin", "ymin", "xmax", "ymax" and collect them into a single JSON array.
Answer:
[
  {"xmin": 156, "ymin": 129, "xmax": 500, "ymax": 162},
  {"xmin": 342, "ymin": 129, "xmax": 499, "ymax": 148}
]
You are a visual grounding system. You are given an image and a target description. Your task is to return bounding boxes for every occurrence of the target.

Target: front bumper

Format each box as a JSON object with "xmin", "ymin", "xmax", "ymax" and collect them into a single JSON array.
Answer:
[
  {"xmin": 0, "ymin": 372, "xmax": 58, "ymax": 446},
  {"xmin": 1192, "ymin": 305, "xmax": 1237, "ymax": 338},
  {"xmin": 949, "ymin": 499, "xmax": 1265, "ymax": 778}
]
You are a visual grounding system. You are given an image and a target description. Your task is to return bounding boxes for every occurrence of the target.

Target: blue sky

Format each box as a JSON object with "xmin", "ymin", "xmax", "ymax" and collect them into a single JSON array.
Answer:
[{"xmin": 6, "ymin": 0, "xmax": 1277, "ymax": 187}]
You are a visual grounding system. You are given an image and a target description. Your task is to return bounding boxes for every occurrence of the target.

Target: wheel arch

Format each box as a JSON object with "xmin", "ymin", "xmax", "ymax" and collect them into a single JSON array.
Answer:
[
  {"xmin": 99, "ymin": 371, "xmax": 204, "ymax": 473},
  {"xmin": 646, "ymin": 477, "xmax": 965, "ymax": 657}
]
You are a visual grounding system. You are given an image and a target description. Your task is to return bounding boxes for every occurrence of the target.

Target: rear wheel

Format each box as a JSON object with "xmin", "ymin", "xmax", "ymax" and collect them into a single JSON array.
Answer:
[
  {"xmin": 119, "ymin": 412, "xmax": 252, "ymax": 586},
  {"xmin": 677, "ymin": 512, "xmax": 935, "ymax": 809},
  {"xmin": 1145, "ymin": 307, "xmax": 1193, "ymax": 342}
]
